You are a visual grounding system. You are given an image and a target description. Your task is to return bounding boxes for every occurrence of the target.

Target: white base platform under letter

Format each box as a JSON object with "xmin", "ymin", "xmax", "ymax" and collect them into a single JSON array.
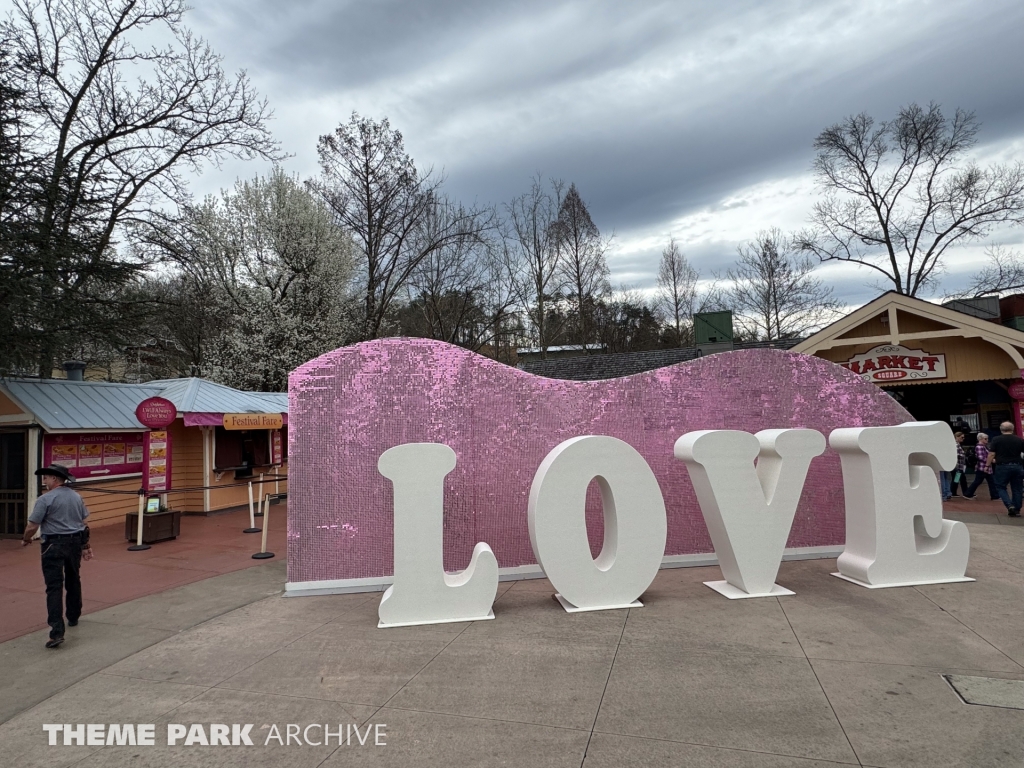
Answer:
[
  {"xmin": 831, "ymin": 572, "xmax": 975, "ymax": 589},
  {"xmin": 554, "ymin": 593, "xmax": 642, "ymax": 613},
  {"xmin": 704, "ymin": 580, "xmax": 795, "ymax": 599}
]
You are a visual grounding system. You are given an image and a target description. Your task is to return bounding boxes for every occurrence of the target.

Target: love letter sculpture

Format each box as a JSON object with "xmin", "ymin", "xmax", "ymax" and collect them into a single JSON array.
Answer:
[
  {"xmin": 286, "ymin": 339, "xmax": 913, "ymax": 598},
  {"xmin": 830, "ymin": 421, "xmax": 973, "ymax": 588},
  {"xmin": 377, "ymin": 443, "xmax": 499, "ymax": 627},
  {"xmin": 675, "ymin": 429, "xmax": 827, "ymax": 598},
  {"xmin": 529, "ymin": 436, "xmax": 668, "ymax": 612}
]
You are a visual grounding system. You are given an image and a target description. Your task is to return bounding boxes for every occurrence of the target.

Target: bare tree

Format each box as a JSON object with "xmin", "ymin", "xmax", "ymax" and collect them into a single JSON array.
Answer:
[
  {"xmin": 553, "ymin": 183, "xmax": 610, "ymax": 351},
  {"xmin": 730, "ymin": 228, "xmax": 841, "ymax": 341},
  {"xmin": 657, "ymin": 238, "xmax": 691, "ymax": 345},
  {"xmin": 654, "ymin": 238, "xmax": 721, "ymax": 347},
  {"xmin": 796, "ymin": 103, "xmax": 1024, "ymax": 296},
  {"xmin": 311, "ymin": 113, "xmax": 491, "ymax": 341},
  {"xmin": 400, "ymin": 217, "xmax": 519, "ymax": 355},
  {"xmin": 959, "ymin": 245, "xmax": 1024, "ymax": 297},
  {"xmin": 3, "ymin": 0, "xmax": 279, "ymax": 376},
  {"xmin": 505, "ymin": 176, "xmax": 565, "ymax": 357}
]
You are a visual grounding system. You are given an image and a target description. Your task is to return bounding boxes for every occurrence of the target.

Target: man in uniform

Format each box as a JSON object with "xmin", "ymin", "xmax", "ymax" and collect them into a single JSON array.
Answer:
[{"xmin": 21, "ymin": 464, "xmax": 93, "ymax": 648}]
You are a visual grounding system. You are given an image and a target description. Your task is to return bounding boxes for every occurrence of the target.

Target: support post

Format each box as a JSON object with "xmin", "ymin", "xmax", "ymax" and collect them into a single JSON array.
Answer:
[
  {"xmin": 252, "ymin": 493, "xmax": 274, "ymax": 559},
  {"xmin": 255, "ymin": 473, "xmax": 264, "ymax": 517},
  {"xmin": 243, "ymin": 481, "xmax": 259, "ymax": 533},
  {"xmin": 127, "ymin": 489, "xmax": 151, "ymax": 551}
]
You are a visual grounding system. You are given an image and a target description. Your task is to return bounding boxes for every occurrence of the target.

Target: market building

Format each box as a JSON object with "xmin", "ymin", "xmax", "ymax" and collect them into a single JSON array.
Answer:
[
  {"xmin": 0, "ymin": 375, "xmax": 287, "ymax": 538},
  {"xmin": 792, "ymin": 292, "xmax": 1024, "ymax": 435}
]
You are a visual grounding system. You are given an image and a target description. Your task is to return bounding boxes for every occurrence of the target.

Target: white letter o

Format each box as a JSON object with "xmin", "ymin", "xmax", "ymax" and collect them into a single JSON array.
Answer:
[{"xmin": 528, "ymin": 436, "xmax": 667, "ymax": 611}]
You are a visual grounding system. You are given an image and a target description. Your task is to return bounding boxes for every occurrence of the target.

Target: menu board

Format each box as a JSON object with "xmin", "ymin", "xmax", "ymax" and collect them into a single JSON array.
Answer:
[
  {"xmin": 144, "ymin": 430, "xmax": 173, "ymax": 492},
  {"xmin": 43, "ymin": 433, "xmax": 145, "ymax": 480},
  {"xmin": 271, "ymin": 429, "xmax": 283, "ymax": 465}
]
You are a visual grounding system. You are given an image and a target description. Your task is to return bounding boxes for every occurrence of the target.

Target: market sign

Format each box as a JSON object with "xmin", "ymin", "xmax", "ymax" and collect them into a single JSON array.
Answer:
[
  {"xmin": 223, "ymin": 413, "xmax": 284, "ymax": 430},
  {"xmin": 840, "ymin": 344, "xmax": 946, "ymax": 383},
  {"xmin": 136, "ymin": 397, "xmax": 177, "ymax": 429},
  {"xmin": 43, "ymin": 433, "xmax": 145, "ymax": 480},
  {"xmin": 1008, "ymin": 381, "xmax": 1024, "ymax": 400}
]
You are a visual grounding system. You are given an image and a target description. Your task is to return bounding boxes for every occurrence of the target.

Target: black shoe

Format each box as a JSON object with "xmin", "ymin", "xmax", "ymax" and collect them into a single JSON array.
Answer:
[
  {"xmin": 45, "ymin": 636, "xmax": 64, "ymax": 649},
  {"xmin": 1010, "ymin": 510, "xmax": 1021, "ymax": 517},
  {"xmin": 67, "ymin": 619, "xmax": 78, "ymax": 627}
]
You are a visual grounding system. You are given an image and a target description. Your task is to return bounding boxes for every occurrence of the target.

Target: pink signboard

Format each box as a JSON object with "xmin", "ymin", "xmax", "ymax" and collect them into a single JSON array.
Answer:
[
  {"xmin": 43, "ymin": 433, "xmax": 145, "ymax": 480},
  {"xmin": 271, "ymin": 430, "xmax": 284, "ymax": 465},
  {"xmin": 136, "ymin": 397, "xmax": 177, "ymax": 429},
  {"xmin": 143, "ymin": 430, "xmax": 172, "ymax": 492}
]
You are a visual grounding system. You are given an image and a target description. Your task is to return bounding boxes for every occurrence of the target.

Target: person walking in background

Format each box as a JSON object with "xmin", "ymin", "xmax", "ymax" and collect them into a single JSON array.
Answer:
[
  {"xmin": 987, "ymin": 421, "xmax": 1024, "ymax": 517},
  {"xmin": 20, "ymin": 464, "xmax": 93, "ymax": 648},
  {"xmin": 949, "ymin": 431, "xmax": 971, "ymax": 498},
  {"xmin": 965, "ymin": 432, "xmax": 998, "ymax": 500}
]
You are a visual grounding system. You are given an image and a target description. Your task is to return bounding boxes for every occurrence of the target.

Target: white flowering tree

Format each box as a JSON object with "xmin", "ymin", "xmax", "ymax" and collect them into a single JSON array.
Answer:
[{"xmin": 140, "ymin": 167, "xmax": 357, "ymax": 389}]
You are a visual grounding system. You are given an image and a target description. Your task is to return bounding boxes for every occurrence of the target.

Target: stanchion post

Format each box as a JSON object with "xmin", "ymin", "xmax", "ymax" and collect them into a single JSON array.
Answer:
[
  {"xmin": 252, "ymin": 493, "xmax": 274, "ymax": 559},
  {"xmin": 243, "ymin": 480, "xmax": 260, "ymax": 533},
  {"xmin": 255, "ymin": 473, "xmax": 264, "ymax": 517},
  {"xmin": 127, "ymin": 488, "xmax": 151, "ymax": 551}
]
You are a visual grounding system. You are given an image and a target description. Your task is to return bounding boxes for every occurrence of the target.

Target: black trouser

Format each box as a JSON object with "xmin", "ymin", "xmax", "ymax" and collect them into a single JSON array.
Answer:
[
  {"xmin": 40, "ymin": 535, "xmax": 83, "ymax": 639},
  {"xmin": 966, "ymin": 470, "xmax": 998, "ymax": 500}
]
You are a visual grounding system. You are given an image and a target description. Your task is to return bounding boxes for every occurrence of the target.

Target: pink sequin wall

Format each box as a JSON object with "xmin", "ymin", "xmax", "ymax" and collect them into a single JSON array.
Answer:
[{"xmin": 287, "ymin": 339, "xmax": 911, "ymax": 585}]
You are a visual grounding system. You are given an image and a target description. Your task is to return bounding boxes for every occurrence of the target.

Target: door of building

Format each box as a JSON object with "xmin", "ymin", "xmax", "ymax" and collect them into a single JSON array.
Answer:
[{"xmin": 0, "ymin": 429, "xmax": 28, "ymax": 537}]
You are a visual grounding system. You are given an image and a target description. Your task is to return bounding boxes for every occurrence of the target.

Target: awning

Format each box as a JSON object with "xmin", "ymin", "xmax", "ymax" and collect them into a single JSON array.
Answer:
[{"xmin": 183, "ymin": 412, "xmax": 288, "ymax": 427}]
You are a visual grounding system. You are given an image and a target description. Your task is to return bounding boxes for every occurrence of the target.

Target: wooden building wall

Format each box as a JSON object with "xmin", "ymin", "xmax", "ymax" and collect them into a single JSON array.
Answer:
[
  {"xmin": 0, "ymin": 391, "xmax": 26, "ymax": 416},
  {"xmin": 43, "ymin": 421, "xmax": 289, "ymax": 528},
  {"xmin": 77, "ymin": 477, "xmax": 140, "ymax": 527},
  {"xmin": 834, "ymin": 309, "xmax": 967, "ymax": 341}
]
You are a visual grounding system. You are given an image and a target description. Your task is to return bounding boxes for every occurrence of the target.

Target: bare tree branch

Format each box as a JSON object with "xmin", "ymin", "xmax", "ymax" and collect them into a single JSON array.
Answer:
[
  {"xmin": 2, "ymin": 0, "xmax": 280, "ymax": 376},
  {"xmin": 730, "ymin": 228, "xmax": 841, "ymax": 340},
  {"xmin": 796, "ymin": 103, "xmax": 1024, "ymax": 297}
]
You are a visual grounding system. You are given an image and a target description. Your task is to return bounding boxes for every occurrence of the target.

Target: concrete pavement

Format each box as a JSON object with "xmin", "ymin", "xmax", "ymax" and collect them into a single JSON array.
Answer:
[{"xmin": 1, "ymin": 514, "xmax": 1022, "ymax": 767}]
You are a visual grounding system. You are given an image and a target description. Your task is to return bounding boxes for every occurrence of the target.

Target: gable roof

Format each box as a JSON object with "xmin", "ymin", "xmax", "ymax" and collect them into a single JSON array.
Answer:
[
  {"xmin": 0, "ymin": 379, "xmax": 163, "ymax": 431},
  {"xmin": 0, "ymin": 376, "xmax": 288, "ymax": 432},
  {"xmin": 520, "ymin": 339, "xmax": 802, "ymax": 381},
  {"xmin": 143, "ymin": 378, "xmax": 288, "ymax": 415},
  {"xmin": 791, "ymin": 291, "xmax": 1024, "ymax": 368}
]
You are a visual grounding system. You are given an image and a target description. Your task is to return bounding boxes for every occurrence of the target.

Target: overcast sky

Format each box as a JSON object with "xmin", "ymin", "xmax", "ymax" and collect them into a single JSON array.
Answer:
[{"xmin": 185, "ymin": 0, "xmax": 1024, "ymax": 307}]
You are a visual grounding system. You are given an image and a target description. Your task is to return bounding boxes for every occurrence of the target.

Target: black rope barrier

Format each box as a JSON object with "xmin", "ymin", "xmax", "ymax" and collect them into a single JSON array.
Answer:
[{"xmin": 75, "ymin": 475, "xmax": 287, "ymax": 495}]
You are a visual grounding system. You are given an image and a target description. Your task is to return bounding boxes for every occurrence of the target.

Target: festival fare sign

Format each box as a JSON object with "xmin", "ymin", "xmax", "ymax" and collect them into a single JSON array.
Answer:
[
  {"xmin": 43, "ymin": 433, "xmax": 145, "ymax": 480},
  {"xmin": 840, "ymin": 344, "xmax": 946, "ymax": 383},
  {"xmin": 224, "ymin": 413, "xmax": 284, "ymax": 430},
  {"xmin": 144, "ymin": 430, "xmax": 172, "ymax": 492}
]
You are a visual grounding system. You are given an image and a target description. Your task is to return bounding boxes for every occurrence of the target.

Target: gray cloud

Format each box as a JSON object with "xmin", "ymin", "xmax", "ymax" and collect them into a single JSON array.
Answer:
[{"xmin": 186, "ymin": 0, "xmax": 1024, "ymax": 303}]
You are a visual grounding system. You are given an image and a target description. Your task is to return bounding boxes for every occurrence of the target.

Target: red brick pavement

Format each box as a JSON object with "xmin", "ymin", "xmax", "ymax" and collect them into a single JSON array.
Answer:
[{"xmin": 0, "ymin": 504, "xmax": 287, "ymax": 643}]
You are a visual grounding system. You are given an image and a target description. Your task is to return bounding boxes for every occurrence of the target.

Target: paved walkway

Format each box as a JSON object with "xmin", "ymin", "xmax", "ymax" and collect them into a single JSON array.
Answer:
[
  {"xmin": 0, "ymin": 504, "xmax": 288, "ymax": 643},
  {"xmin": 1, "ymin": 511, "xmax": 1021, "ymax": 768}
]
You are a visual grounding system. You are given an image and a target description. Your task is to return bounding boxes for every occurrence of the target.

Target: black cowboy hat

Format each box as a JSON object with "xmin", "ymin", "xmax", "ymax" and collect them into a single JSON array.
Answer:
[{"xmin": 35, "ymin": 464, "xmax": 73, "ymax": 482}]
